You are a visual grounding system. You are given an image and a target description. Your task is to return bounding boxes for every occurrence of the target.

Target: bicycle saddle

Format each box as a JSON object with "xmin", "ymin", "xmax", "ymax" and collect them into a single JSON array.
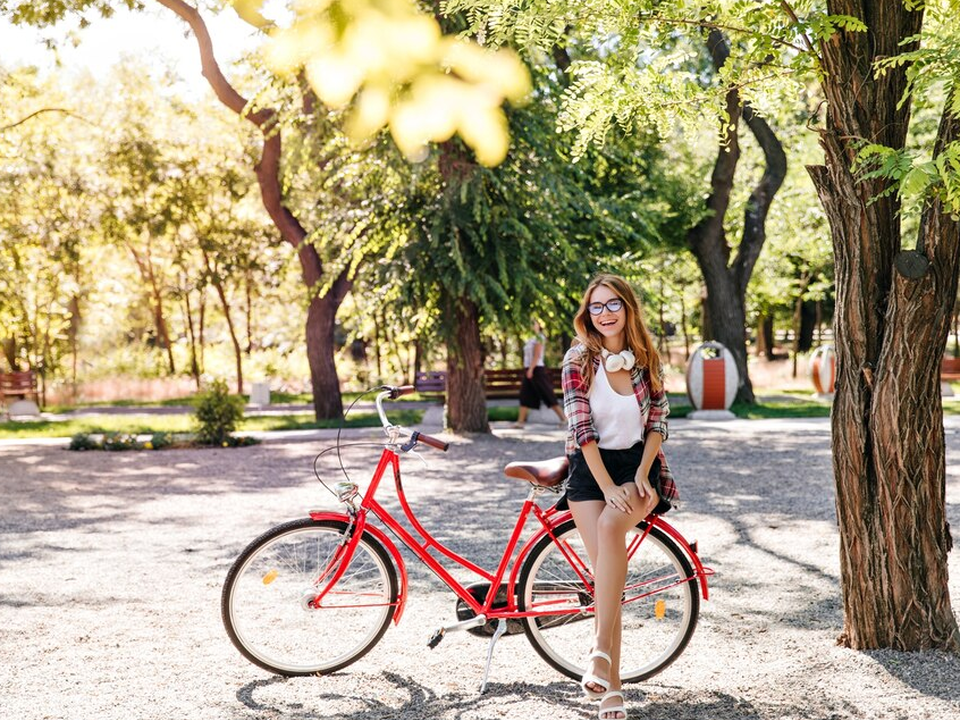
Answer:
[{"xmin": 503, "ymin": 456, "xmax": 569, "ymax": 488}]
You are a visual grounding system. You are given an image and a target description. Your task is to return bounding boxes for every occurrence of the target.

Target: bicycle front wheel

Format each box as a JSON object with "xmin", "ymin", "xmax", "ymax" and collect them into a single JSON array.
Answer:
[
  {"xmin": 222, "ymin": 518, "xmax": 398, "ymax": 676},
  {"xmin": 518, "ymin": 518, "xmax": 699, "ymax": 683}
]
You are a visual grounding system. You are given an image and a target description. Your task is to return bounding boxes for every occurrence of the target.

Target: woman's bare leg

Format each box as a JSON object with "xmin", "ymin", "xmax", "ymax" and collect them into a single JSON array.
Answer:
[{"xmin": 592, "ymin": 484, "xmax": 658, "ymax": 719}]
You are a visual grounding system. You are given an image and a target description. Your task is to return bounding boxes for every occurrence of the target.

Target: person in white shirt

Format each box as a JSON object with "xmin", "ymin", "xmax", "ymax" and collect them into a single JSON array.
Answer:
[{"xmin": 514, "ymin": 321, "xmax": 567, "ymax": 428}]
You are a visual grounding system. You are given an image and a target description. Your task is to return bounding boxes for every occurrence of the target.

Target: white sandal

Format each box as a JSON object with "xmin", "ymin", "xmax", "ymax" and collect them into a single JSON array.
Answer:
[
  {"xmin": 598, "ymin": 690, "xmax": 627, "ymax": 720},
  {"xmin": 580, "ymin": 650, "xmax": 612, "ymax": 699}
]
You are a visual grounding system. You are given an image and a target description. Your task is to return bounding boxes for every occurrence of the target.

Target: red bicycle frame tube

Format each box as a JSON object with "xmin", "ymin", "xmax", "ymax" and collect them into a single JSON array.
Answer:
[
  {"xmin": 359, "ymin": 450, "xmax": 547, "ymax": 616},
  {"xmin": 313, "ymin": 446, "xmax": 711, "ymax": 626}
]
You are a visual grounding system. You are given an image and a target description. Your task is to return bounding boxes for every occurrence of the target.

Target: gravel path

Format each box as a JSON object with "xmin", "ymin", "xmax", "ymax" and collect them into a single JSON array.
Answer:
[{"xmin": 2, "ymin": 417, "xmax": 959, "ymax": 720}]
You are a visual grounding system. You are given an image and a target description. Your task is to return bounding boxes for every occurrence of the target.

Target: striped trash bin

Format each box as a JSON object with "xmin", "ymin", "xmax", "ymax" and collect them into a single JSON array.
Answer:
[
  {"xmin": 685, "ymin": 341, "xmax": 739, "ymax": 419},
  {"xmin": 810, "ymin": 344, "xmax": 836, "ymax": 399}
]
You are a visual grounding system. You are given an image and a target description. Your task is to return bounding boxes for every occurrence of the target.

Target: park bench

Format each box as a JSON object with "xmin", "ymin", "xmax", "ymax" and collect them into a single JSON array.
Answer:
[
  {"xmin": 413, "ymin": 368, "xmax": 562, "ymax": 400},
  {"xmin": 941, "ymin": 357, "xmax": 960, "ymax": 382},
  {"xmin": 0, "ymin": 370, "xmax": 40, "ymax": 414}
]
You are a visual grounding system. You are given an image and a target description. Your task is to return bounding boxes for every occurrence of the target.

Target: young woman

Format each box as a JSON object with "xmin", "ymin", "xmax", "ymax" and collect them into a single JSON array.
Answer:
[{"xmin": 561, "ymin": 273, "xmax": 678, "ymax": 720}]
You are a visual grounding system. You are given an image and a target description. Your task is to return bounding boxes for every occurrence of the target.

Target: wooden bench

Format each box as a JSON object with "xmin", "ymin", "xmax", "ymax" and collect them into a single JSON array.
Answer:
[
  {"xmin": 0, "ymin": 370, "xmax": 40, "ymax": 414},
  {"xmin": 413, "ymin": 371, "xmax": 447, "ymax": 397},
  {"xmin": 0, "ymin": 371, "xmax": 38, "ymax": 400},
  {"xmin": 414, "ymin": 368, "xmax": 562, "ymax": 399},
  {"xmin": 942, "ymin": 357, "xmax": 960, "ymax": 382}
]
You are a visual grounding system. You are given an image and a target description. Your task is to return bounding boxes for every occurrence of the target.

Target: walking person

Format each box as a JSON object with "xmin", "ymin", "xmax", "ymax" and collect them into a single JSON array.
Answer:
[
  {"xmin": 561, "ymin": 273, "xmax": 678, "ymax": 720},
  {"xmin": 514, "ymin": 321, "xmax": 567, "ymax": 428}
]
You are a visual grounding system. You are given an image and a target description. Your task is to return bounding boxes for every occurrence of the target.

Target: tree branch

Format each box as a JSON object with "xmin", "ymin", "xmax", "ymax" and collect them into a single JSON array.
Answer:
[
  {"xmin": 0, "ymin": 107, "xmax": 88, "ymax": 132},
  {"xmin": 638, "ymin": 12, "xmax": 807, "ymax": 54},
  {"xmin": 734, "ymin": 102, "xmax": 787, "ymax": 295},
  {"xmin": 155, "ymin": 0, "xmax": 308, "ymax": 254}
]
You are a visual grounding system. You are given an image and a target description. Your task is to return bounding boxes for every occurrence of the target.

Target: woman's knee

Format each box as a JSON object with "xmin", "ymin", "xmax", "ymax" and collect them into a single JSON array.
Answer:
[{"xmin": 597, "ymin": 508, "xmax": 632, "ymax": 540}]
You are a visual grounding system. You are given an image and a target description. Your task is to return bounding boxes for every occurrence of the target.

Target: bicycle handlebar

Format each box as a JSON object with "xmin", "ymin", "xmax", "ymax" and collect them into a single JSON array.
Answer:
[
  {"xmin": 387, "ymin": 385, "xmax": 416, "ymax": 399},
  {"xmin": 410, "ymin": 430, "xmax": 449, "ymax": 452},
  {"xmin": 375, "ymin": 386, "xmax": 449, "ymax": 452}
]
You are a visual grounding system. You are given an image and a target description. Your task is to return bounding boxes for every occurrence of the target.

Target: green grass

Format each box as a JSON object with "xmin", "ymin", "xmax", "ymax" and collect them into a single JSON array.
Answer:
[
  {"xmin": 730, "ymin": 396, "xmax": 831, "ymax": 419},
  {"xmin": 488, "ymin": 406, "xmax": 519, "ymax": 422},
  {"xmin": 238, "ymin": 409, "xmax": 423, "ymax": 431},
  {"xmin": 0, "ymin": 410, "xmax": 425, "ymax": 439}
]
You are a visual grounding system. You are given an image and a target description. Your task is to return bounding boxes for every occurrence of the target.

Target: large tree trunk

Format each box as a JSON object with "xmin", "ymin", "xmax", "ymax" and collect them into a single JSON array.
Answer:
[
  {"xmin": 687, "ymin": 30, "xmax": 787, "ymax": 404},
  {"xmin": 445, "ymin": 296, "xmax": 489, "ymax": 433},
  {"xmin": 807, "ymin": 0, "xmax": 959, "ymax": 650},
  {"xmin": 158, "ymin": 0, "xmax": 348, "ymax": 419}
]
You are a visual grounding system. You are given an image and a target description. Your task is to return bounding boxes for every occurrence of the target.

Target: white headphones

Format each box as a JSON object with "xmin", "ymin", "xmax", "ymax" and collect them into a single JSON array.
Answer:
[{"xmin": 601, "ymin": 348, "xmax": 636, "ymax": 372}]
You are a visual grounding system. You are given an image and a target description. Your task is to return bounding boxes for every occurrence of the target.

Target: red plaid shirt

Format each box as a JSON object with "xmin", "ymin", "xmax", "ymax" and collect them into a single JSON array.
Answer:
[{"xmin": 561, "ymin": 344, "xmax": 678, "ymax": 507}]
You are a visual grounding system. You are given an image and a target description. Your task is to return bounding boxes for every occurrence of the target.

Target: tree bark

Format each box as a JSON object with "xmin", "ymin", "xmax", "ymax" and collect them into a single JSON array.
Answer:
[
  {"xmin": 687, "ymin": 30, "xmax": 787, "ymax": 404},
  {"xmin": 158, "ymin": 0, "xmax": 348, "ymax": 418},
  {"xmin": 445, "ymin": 296, "xmax": 489, "ymax": 433},
  {"xmin": 807, "ymin": 0, "xmax": 959, "ymax": 650}
]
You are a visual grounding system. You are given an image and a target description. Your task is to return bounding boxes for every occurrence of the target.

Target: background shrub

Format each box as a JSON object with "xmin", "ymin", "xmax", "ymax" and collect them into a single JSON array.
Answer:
[
  {"xmin": 69, "ymin": 433, "xmax": 101, "ymax": 451},
  {"xmin": 102, "ymin": 432, "xmax": 141, "ymax": 451},
  {"xmin": 194, "ymin": 379, "xmax": 245, "ymax": 446}
]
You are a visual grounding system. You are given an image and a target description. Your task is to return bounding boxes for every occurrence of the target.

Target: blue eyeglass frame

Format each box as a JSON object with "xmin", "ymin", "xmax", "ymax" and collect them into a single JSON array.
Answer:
[{"xmin": 587, "ymin": 298, "xmax": 624, "ymax": 315}]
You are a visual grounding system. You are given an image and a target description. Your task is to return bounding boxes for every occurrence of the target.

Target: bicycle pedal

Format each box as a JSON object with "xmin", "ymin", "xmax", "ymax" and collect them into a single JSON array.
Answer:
[{"xmin": 427, "ymin": 629, "xmax": 445, "ymax": 649}]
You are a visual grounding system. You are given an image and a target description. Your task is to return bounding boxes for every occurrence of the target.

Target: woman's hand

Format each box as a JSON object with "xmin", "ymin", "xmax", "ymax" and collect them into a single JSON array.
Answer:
[
  {"xmin": 602, "ymin": 484, "xmax": 634, "ymax": 514},
  {"xmin": 634, "ymin": 467, "xmax": 655, "ymax": 499}
]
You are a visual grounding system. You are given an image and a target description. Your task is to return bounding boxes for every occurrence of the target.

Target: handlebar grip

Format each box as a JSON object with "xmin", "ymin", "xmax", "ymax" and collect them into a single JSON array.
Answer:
[
  {"xmin": 415, "ymin": 431, "xmax": 449, "ymax": 452},
  {"xmin": 385, "ymin": 385, "xmax": 416, "ymax": 399}
]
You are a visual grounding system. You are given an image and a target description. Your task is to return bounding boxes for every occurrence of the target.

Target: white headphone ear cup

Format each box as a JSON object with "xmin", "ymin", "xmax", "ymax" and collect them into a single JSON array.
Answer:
[
  {"xmin": 621, "ymin": 350, "xmax": 636, "ymax": 371},
  {"xmin": 605, "ymin": 354, "xmax": 624, "ymax": 372}
]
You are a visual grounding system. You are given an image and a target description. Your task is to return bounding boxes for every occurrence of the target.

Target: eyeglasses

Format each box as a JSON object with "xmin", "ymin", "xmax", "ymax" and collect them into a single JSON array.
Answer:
[{"xmin": 587, "ymin": 298, "xmax": 624, "ymax": 315}]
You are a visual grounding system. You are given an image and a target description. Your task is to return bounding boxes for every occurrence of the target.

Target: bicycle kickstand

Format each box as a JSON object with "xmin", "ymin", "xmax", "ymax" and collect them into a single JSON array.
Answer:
[{"xmin": 478, "ymin": 618, "xmax": 508, "ymax": 695}]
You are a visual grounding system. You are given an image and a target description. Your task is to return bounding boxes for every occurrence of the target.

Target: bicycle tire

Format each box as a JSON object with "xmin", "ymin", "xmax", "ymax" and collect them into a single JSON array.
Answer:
[
  {"xmin": 518, "ymin": 518, "xmax": 699, "ymax": 683},
  {"xmin": 222, "ymin": 517, "xmax": 398, "ymax": 676}
]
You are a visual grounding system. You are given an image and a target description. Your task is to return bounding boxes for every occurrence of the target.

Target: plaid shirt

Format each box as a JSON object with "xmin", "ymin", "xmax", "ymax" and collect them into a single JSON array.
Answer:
[{"xmin": 561, "ymin": 344, "xmax": 678, "ymax": 506}]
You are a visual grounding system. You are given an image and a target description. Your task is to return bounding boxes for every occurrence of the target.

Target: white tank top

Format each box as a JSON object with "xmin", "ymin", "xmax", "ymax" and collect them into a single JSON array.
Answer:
[{"xmin": 590, "ymin": 363, "xmax": 644, "ymax": 449}]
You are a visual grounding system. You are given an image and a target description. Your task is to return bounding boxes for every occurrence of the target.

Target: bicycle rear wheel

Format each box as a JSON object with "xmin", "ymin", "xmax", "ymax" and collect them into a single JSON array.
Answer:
[
  {"xmin": 222, "ymin": 518, "xmax": 397, "ymax": 676},
  {"xmin": 518, "ymin": 518, "xmax": 699, "ymax": 683}
]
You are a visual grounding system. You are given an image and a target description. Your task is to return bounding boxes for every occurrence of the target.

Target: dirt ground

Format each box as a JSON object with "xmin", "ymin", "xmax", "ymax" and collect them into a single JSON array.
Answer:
[{"xmin": 1, "ymin": 417, "xmax": 959, "ymax": 720}]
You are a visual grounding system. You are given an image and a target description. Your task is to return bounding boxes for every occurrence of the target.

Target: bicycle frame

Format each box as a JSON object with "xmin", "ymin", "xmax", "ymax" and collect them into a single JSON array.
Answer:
[{"xmin": 309, "ymin": 444, "xmax": 711, "ymax": 627}]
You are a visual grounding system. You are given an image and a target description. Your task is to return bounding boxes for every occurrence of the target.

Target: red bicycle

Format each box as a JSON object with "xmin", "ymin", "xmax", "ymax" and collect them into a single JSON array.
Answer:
[{"xmin": 222, "ymin": 385, "xmax": 712, "ymax": 690}]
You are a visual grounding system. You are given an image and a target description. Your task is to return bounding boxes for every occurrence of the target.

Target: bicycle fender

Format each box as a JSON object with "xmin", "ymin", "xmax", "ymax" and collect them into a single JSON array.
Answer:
[{"xmin": 307, "ymin": 511, "xmax": 409, "ymax": 624}]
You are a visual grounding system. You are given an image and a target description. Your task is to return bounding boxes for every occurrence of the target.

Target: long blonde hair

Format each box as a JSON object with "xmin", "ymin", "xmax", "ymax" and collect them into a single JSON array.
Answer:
[{"xmin": 572, "ymin": 273, "xmax": 663, "ymax": 392}]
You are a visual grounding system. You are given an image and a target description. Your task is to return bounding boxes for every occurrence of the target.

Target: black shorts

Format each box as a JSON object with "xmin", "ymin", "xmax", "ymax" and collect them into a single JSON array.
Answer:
[
  {"xmin": 518, "ymin": 366, "xmax": 559, "ymax": 409},
  {"xmin": 566, "ymin": 442, "xmax": 671, "ymax": 515}
]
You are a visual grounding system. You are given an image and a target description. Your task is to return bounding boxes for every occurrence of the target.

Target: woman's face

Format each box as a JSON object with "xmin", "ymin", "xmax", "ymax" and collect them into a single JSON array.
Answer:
[{"xmin": 588, "ymin": 284, "xmax": 626, "ymax": 340}]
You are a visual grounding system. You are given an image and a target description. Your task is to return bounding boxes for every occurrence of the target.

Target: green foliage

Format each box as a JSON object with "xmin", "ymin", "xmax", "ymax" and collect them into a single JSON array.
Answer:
[
  {"xmin": 148, "ymin": 431, "xmax": 173, "ymax": 449},
  {"xmin": 194, "ymin": 379, "xmax": 245, "ymax": 445},
  {"xmin": 101, "ymin": 431, "xmax": 141, "ymax": 451},
  {"xmin": 68, "ymin": 432, "xmax": 100, "ymax": 450},
  {"xmin": 0, "ymin": 0, "xmax": 138, "ymax": 27}
]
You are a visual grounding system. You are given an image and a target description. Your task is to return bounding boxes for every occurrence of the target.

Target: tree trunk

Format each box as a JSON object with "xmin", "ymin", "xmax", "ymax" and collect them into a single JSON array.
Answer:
[
  {"xmin": 445, "ymin": 296, "xmax": 489, "ymax": 433},
  {"xmin": 158, "ymin": 0, "xmax": 349, "ymax": 419},
  {"xmin": 181, "ymin": 278, "xmax": 201, "ymax": 388},
  {"xmin": 686, "ymin": 30, "xmax": 787, "ymax": 404},
  {"xmin": 756, "ymin": 313, "xmax": 767, "ymax": 358},
  {"xmin": 791, "ymin": 271, "xmax": 809, "ymax": 378},
  {"xmin": 799, "ymin": 299, "xmax": 817, "ymax": 352},
  {"xmin": 128, "ymin": 242, "xmax": 175, "ymax": 374},
  {"xmin": 761, "ymin": 314, "xmax": 775, "ymax": 361},
  {"xmin": 807, "ymin": 0, "xmax": 959, "ymax": 650},
  {"xmin": 203, "ymin": 250, "xmax": 244, "ymax": 394}
]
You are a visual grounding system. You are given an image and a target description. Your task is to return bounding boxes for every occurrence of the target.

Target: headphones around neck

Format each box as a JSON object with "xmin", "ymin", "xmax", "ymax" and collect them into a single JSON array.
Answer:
[{"xmin": 601, "ymin": 348, "xmax": 636, "ymax": 372}]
